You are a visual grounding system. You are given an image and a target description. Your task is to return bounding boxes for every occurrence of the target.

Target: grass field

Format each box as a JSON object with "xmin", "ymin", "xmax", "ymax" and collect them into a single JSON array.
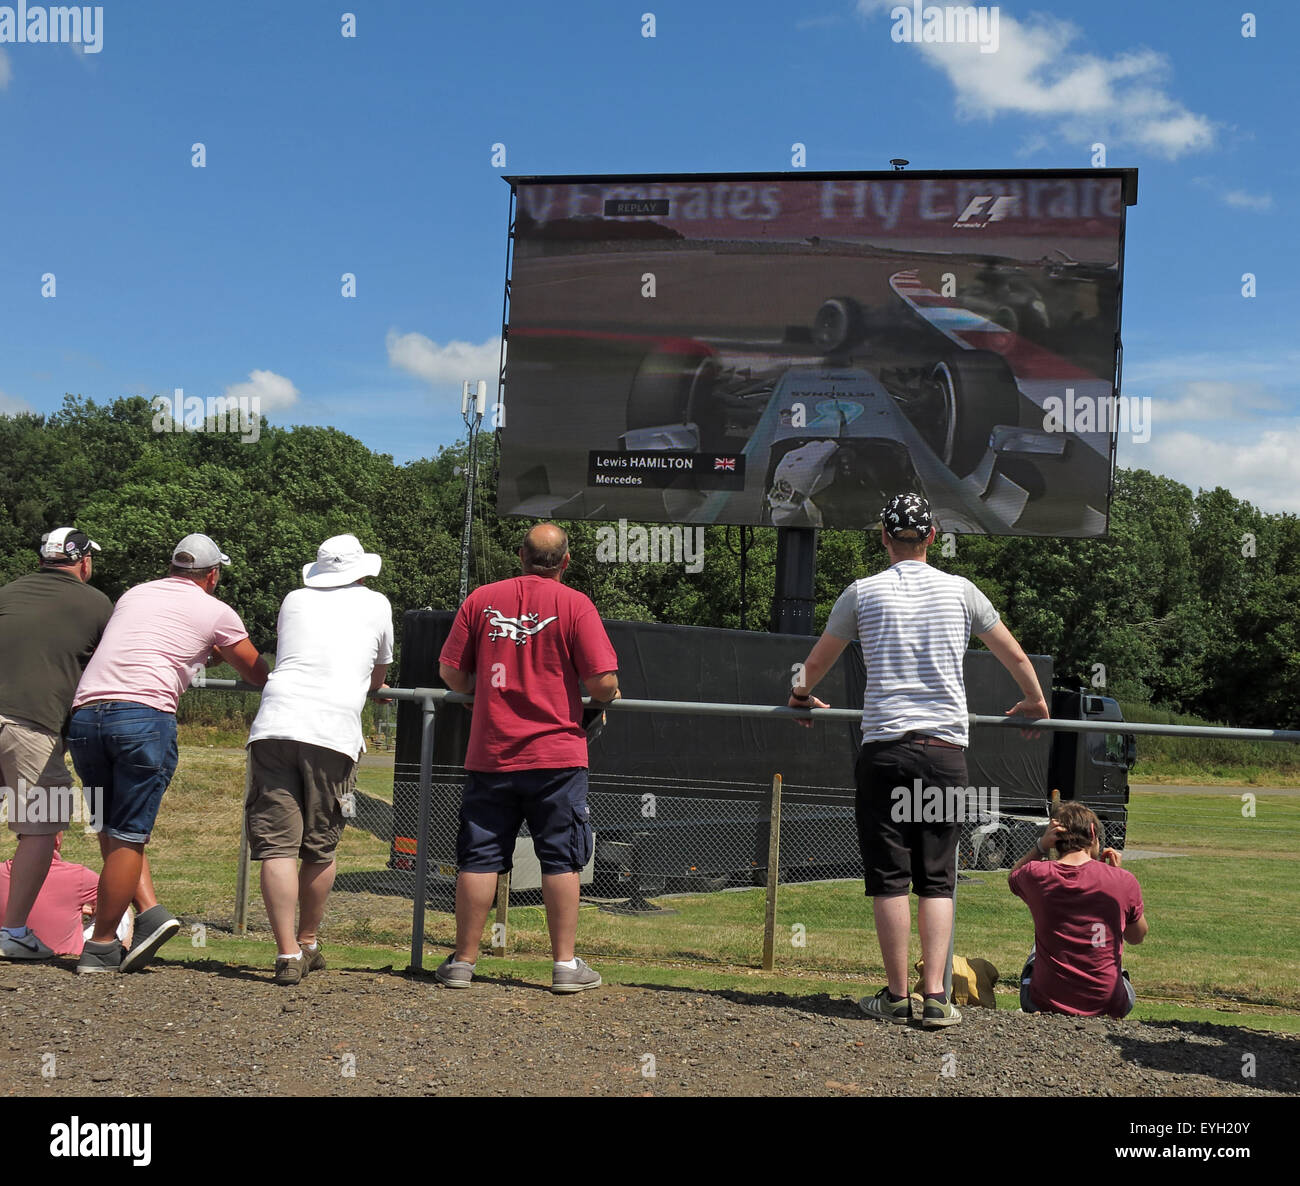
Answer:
[
  {"xmin": 6, "ymin": 747, "xmax": 1295, "ymax": 1022},
  {"xmin": 493, "ymin": 790, "xmax": 1300, "ymax": 1011},
  {"xmin": 1118, "ymin": 699, "xmax": 1300, "ymax": 786}
]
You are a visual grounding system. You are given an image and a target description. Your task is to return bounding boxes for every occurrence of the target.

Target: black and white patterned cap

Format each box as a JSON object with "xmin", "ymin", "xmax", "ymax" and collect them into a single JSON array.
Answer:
[
  {"xmin": 39, "ymin": 527, "xmax": 101, "ymax": 563},
  {"xmin": 881, "ymin": 492, "xmax": 933, "ymax": 540}
]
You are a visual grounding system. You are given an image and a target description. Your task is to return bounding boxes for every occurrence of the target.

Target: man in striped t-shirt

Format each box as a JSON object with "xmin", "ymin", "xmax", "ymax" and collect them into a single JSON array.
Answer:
[{"xmin": 789, "ymin": 493, "xmax": 1048, "ymax": 1028}]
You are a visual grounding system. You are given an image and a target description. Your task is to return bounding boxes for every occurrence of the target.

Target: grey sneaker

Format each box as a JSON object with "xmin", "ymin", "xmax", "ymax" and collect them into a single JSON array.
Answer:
[
  {"xmin": 921, "ymin": 996, "xmax": 963, "ymax": 1029},
  {"xmin": 273, "ymin": 954, "xmax": 306, "ymax": 986},
  {"xmin": 120, "ymin": 905, "xmax": 181, "ymax": 973},
  {"xmin": 302, "ymin": 944, "xmax": 326, "ymax": 974},
  {"xmin": 858, "ymin": 987, "xmax": 912, "ymax": 1024},
  {"xmin": 77, "ymin": 939, "xmax": 123, "ymax": 975},
  {"xmin": 434, "ymin": 956, "xmax": 475, "ymax": 988},
  {"xmin": 551, "ymin": 957, "xmax": 601, "ymax": 994},
  {"xmin": 0, "ymin": 928, "xmax": 54, "ymax": 961}
]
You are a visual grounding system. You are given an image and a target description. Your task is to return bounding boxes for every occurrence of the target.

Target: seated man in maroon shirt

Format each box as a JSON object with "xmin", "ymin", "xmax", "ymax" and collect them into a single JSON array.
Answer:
[
  {"xmin": 1009, "ymin": 801, "xmax": 1148, "ymax": 1018},
  {"xmin": 435, "ymin": 523, "xmax": 619, "ymax": 994}
]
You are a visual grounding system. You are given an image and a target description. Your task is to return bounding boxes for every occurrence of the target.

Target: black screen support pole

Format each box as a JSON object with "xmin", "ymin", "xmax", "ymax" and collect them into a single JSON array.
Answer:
[{"xmin": 770, "ymin": 526, "xmax": 818, "ymax": 635}]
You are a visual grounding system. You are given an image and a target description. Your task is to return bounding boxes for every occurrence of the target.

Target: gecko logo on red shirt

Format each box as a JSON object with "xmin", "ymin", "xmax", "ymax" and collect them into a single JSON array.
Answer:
[{"xmin": 483, "ymin": 606, "xmax": 559, "ymax": 645}]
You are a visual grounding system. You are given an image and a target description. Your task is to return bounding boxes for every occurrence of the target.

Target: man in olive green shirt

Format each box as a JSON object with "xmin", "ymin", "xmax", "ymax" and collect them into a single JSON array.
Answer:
[{"xmin": 0, "ymin": 529, "xmax": 113, "ymax": 960}]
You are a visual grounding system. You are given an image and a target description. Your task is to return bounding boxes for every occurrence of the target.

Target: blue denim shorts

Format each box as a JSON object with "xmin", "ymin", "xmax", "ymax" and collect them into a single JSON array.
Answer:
[
  {"xmin": 457, "ymin": 767, "xmax": 592, "ymax": 875},
  {"xmin": 67, "ymin": 702, "xmax": 179, "ymax": 844}
]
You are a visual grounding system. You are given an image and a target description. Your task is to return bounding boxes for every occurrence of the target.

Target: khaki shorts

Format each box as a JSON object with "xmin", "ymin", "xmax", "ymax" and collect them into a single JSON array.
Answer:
[
  {"xmin": 0, "ymin": 713, "xmax": 76, "ymax": 836},
  {"xmin": 245, "ymin": 738, "xmax": 355, "ymax": 862}
]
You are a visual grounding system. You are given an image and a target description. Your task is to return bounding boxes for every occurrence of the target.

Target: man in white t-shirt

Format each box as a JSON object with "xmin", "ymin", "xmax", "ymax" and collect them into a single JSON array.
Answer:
[
  {"xmin": 787, "ymin": 493, "xmax": 1048, "ymax": 1028},
  {"xmin": 246, "ymin": 535, "xmax": 394, "ymax": 985}
]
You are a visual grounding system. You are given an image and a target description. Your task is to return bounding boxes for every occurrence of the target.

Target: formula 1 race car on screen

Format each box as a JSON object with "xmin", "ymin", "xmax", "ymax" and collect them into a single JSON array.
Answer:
[{"xmin": 614, "ymin": 270, "xmax": 1112, "ymax": 534}]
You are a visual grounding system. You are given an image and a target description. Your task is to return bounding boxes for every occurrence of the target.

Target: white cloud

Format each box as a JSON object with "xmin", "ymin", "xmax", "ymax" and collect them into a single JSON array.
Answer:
[
  {"xmin": 1115, "ymin": 353, "xmax": 1300, "ymax": 512},
  {"xmin": 0, "ymin": 49, "xmax": 11, "ymax": 89},
  {"xmin": 1155, "ymin": 380, "xmax": 1282, "ymax": 424},
  {"xmin": 1136, "ymin": 427, "xmax": 1300, "ymax": 515},
  {"xmin": 223, "ymin": 369, "xmax": 299, "ymax": 411},
  {"xmin": 386, "ymin": 330, "xmax": 501, "ymax": 386},
  {"xmin": 1124, "ymin": 351, "xmax": 1300, "ymax": 395},
  {"xmin": 0, "ymin": 390, "xmax": 34, "ymax": 416},
  {"xmin": 1192, "ymin": 177, "xmax": 1275, "ymax": 212},
  {"xmin": 1222, "ymin": 189, "xmax": 1274, "ymax": 212},
  {"xmin": 857, "ymin": 2, "xmax": 1215, "ymax": 159}
]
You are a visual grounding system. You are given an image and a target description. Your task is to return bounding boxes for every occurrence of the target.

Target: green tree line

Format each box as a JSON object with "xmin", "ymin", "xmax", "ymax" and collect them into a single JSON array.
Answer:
[{"xmin": 2, "ymin": 395, "xmax": 1297, "ymax": 728}]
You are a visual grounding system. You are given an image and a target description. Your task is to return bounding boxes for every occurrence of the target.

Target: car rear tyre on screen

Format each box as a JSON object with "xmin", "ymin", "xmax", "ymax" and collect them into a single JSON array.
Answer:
[
  {"xmin": 930, "ymin": 350, "xmax": 1022, "ymax": 479},
  {"xmin": 626, "ymin": 347, "xmax": 725, "ymax": 450},
  {"xmin": 812, "ymin": 296, "xmax": 865, "ymax": 353}
]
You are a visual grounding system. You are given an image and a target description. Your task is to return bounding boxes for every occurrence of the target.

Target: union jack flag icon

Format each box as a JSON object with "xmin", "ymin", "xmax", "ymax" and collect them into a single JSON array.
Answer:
[{"xmin": 713, "ymin": 457, "xmax": 736, "ymax": 471}]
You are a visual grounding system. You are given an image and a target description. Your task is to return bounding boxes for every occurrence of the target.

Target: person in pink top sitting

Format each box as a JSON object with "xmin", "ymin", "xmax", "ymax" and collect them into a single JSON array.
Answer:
[
  {"xmin": 1008, "ymin": 800, "xmax": 1149, "ymax": 1018},
  {"xmin": 0, "ymin": 833, "xmax": 132, "ymax": 956}
]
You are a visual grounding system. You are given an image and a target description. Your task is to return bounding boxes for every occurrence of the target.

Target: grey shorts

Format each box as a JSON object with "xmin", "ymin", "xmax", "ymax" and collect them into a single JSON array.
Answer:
[
  {"xmin": 0, "ymin": 713, "xmax": 76, "ymax": 836},
  {"xmin": 245, "ymin": 738, "xmax": 355, "ymax": 862}
]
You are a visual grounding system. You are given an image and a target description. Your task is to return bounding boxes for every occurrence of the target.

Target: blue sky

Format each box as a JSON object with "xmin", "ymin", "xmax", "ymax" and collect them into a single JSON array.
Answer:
[{"xmin": 1, "ymin": 0, "xmax": 1296, "ymax": 512}]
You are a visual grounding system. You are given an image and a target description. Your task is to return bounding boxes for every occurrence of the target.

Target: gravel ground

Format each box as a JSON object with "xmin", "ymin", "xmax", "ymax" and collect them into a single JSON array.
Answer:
[{"xmin": 1, "ymin": 959, "xmax": 1295, "ymax": 1097}]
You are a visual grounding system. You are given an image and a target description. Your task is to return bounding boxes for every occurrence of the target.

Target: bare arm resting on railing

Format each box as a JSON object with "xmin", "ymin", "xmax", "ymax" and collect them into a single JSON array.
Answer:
[
  {"xmin": 975, "ymin": 620, "xmax": 1050, "ymax": 723},
  {"xmin": 788, "ymin": 633, "xmax": 850, "ymax": 727},
  {"xmin": 583, "ymin": 671, "xmax": 620, "ymax": 705},
  {"xmin": 438, "ymin": 661, "xmax": 474, "ymax": 695},
  {"xmin": 216, "ymin": 636, "xmax": 269, "ymax": 688}
]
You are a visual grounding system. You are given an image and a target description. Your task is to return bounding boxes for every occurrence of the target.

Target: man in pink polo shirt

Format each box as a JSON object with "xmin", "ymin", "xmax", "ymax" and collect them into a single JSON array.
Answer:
[
  {"xmin": 1009, "ymin": 800, "xmax": 1148, "ymax": 1018},
  {"xmin": 67, "ymin": 534, "xmax": 269, "ymax": 974},
  {"xmin": 435, "ymin": 523, "xmax": 619, "ymax": 994}
]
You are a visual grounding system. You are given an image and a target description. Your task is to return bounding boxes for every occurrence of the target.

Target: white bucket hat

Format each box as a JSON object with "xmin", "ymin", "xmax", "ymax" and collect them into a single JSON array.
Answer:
[{"xmin": 302, "ymin": 534, "xmax": 382, "ymax": 588}]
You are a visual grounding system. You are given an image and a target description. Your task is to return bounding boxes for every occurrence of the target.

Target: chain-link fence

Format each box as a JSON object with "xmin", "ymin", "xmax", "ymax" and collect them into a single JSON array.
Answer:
[{"xmin": 18, "ymin": 686, "xmax": 1295, "ymax": 1008}]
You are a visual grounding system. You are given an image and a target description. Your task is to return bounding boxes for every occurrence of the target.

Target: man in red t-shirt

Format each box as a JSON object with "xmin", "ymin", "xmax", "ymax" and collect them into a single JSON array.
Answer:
[
  {"xmin": 1008, "ymin": 801, "xmax": 1148, "ymax": 1018},
  {"xmin": 436, "ymin": 523, "xmax": 619, "ymax": 993}
]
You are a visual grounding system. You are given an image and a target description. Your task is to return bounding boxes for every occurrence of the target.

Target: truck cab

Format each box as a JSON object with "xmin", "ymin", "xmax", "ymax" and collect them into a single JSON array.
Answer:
[{"xmin": 1049, "ymin": 688, "xmax": 1135, "ymax": 849}]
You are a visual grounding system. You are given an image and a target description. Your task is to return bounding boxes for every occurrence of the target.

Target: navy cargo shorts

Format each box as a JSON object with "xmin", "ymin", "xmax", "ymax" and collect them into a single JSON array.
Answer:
[{"xmin": 456, "ymin": 767, "xmax": 592, "ymax": 875}]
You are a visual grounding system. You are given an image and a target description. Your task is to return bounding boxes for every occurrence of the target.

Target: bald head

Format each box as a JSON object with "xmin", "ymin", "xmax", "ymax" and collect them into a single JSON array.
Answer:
[{"xmin": 520, "ymin": 523, "xmax": 569, "ymax": 578}]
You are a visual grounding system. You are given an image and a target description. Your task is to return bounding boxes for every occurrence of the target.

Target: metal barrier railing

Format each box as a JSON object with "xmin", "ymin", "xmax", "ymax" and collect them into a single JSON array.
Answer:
[{"xmin": 193, "ymin": 679, "xmax": 1300, "ymax": 984}]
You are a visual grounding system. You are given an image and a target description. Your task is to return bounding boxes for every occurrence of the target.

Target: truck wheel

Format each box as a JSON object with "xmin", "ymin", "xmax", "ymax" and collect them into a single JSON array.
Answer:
[
  {"xmin": 977, "ymin": 826, "xmax": 1010, "ymax": 870},
  {"xmin": 812, "ymin": 296, "xmax": 865, "ymax": 353},
  {"xmin": 626, "ymin": 347, "xmax": 724, "ymax": 450},
  {"xmin": 929, "ymin": 350, "xmax": 1022, "ymax": 478}
]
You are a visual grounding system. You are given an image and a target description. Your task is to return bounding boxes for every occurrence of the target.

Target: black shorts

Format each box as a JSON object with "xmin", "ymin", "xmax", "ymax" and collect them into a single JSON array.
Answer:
[
  {"xmin": 854, "ymin": 736, "xmax": 969, "ymax": 898},
  {"xmin": 457, "ymin": 767, "xmax": 592, "ymax": 875}
]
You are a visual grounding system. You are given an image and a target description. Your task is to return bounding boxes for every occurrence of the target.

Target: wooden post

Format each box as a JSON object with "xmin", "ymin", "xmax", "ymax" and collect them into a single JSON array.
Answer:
[
  {"xmin": 233, "ymin": 754, "xmax": 252, "ymax": 936},
  {"xmin": 493, "ymin": 871, "xmax": 510, "ymax": 957},
  {"xmin": 761, "ymin": 774, "xmax": 783, "ymax": 971}
]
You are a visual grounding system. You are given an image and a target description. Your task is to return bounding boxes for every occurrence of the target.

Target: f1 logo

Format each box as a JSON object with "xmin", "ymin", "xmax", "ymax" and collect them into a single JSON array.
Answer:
[{"xmin": 954, "ymin": 195, "xmax": 1018, "ymax": 228}]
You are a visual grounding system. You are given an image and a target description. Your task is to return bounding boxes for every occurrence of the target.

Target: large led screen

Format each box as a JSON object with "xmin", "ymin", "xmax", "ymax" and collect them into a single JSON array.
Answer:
[{"xmin": 498, "ymin": 170, "xmax": 1135, "ymax": 536}]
